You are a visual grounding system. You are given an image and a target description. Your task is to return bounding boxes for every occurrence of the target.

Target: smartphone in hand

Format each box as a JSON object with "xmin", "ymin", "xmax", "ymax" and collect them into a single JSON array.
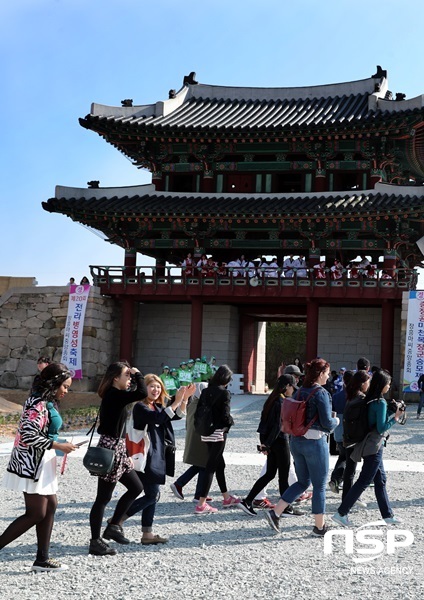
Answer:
[{"xmin": 75, "ymin": 440, "xmax": 89, "ymax": 447}]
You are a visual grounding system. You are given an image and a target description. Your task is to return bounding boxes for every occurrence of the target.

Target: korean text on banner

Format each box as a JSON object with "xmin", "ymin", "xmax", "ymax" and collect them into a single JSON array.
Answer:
[
  {"xmin": 61, "ymin": 284, "xmax": 91, "ymax": 379},
  {"xmin": 403, "ymin": 290, "xmax": 424, "ymax": 392}
]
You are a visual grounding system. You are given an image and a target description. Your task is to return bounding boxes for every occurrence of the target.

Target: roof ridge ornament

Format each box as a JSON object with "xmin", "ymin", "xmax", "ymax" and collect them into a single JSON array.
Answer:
[
  {"xmin": 371, "ymin": 65, "xmax": 387, "ymax": 79},
  {"xmin": 87, "ymin": 181, "xmax": 100, "ymax": 189},
  {"xmin": 121, "ymin": 99, "xmax": 133, "ymax": 107},
  {"xmin": 183, "ymin": 71, "xmax": 198, "ymax": 86}
]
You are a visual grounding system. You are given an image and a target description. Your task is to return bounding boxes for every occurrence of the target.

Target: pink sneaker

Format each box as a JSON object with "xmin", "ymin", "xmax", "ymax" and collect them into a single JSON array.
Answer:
[
  {"xmin": 222, "ymin": 495, "xmax": 241, "ymax": 508},
  {"xmin": 294, "ymin": 491, "xmax": 313, "ymax": 504},
  {"xmin": 195, "ymin": 502, "xmax": 218, "ymax": 515}
]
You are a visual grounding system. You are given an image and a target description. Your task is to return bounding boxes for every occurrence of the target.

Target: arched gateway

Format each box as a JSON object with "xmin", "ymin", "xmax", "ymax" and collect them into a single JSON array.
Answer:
[{"xmin": 43, "ymin": 68, "xmax": 424, "ymax": 391}]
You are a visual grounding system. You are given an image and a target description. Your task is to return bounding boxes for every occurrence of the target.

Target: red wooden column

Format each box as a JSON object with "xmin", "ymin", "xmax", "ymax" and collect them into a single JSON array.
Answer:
[
  {"xmin": 152, "ymin": 171, "xmax": 163, "ymax": 191},
  {"xmin": 306, "ymin": 299, "xmax": 319, "ymax": 361},
  {"xmin": 381, "ymin": 300, "xmax": 394, "ymax": 374},
  {"xmin": 240, "ymin": 315, "xmax": 256, "ymax": 393},
  {"xmin": 190, "ymin": 297, "xmax": 203, "ymax": 359},
  {"xmin": 314, "ymin": 169, "xmax": 327, "ymax": 192},
  {"xmin": 120, "ymin": 296, "xmax": 135, "ymax": 363},
  {"xmin": 124, "ymin": 248, "xmax": 136, "ymax": 278},
  {"xmin": 201, "ymin": 172, "xmax": 214, "ymax": 192}
]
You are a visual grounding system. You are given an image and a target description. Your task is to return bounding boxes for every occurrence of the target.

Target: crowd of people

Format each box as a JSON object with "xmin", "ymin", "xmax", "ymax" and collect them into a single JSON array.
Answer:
[
  {"xmin": 180, "ymin": 253, "xmax": 397, "ymax": 281},
  {"xmin": 0, "ymin": 353, "xmax": 407, "ymax": 571}
]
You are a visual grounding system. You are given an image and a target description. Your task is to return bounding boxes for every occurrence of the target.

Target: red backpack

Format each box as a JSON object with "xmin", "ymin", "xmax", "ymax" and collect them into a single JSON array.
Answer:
[{"xmin": 281, "ymin": 388, "xmax": 319, "ymax": 436}]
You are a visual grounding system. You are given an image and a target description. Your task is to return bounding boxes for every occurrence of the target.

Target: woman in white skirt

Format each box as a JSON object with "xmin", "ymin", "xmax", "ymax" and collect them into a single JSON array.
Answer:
[{"xmin": 0, "ymin": 363, "xmax": 77, "ymax": 572}]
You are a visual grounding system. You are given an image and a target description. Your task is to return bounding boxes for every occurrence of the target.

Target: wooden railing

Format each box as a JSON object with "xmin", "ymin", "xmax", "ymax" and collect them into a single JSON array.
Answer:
[{"xmin": 89, "ymin": 265, "xmax": 418, "ymax": 292}]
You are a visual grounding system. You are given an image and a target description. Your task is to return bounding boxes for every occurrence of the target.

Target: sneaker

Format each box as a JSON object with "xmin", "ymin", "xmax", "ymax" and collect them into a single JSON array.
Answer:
[
  {"xmin": 355, "ymin": 497, "xmax": 368, "ymax": 509},
  {"xmin": 328, "ymin": 481, "xmax": 339, "ymax": 494},
  {"xmin": 222, "ymin": 495, "xmax": 241, "ymax": 508},
  {"xmin": 294, "ymin": 491, "xmax": 313, "ymax": 504},
  {"xmin": 103, "ymin": 523, "xmax": 130, "ymax": 545},
  {"xmin": 384, "ymin": 515, "xmax": 403, "ymax": 525},
  {"xmin": 252, "ymin": 498, "xmax": 276, "ymax": 509},
  {"xmin": 331, "ymin": 512, "xmax": 353, "ymax": 528},
  {"xmin": 265, "ymin": 509, "xmax": 280, "ymax": 532},
  {"xmin": 312, "ymin": 524, "xmax": 330, "ymax": 537},
  {"xmin": 195, "ymin": 502, "xmax": 219, "ymax": 515},
  {"xmin": 31, "ymin": 558, "xmax": 69, "ymax": 572},
  {"xmin": 170, "ymin": 482, "xmax": 184, "ymax": 500},
  {"xmin": 192, "ymin": 496, "xmax": 213, "ymax": 503},
  {"xmin": 238, "ymin": 500, "xmax": 257, "ymax": 516},
  {"xmin": 88, "ymin": 538, "xmax": 117, "ymax": 556},
  {"xmin": 282, "ymin": 504, "xmax": 305, "ymax": 517}
]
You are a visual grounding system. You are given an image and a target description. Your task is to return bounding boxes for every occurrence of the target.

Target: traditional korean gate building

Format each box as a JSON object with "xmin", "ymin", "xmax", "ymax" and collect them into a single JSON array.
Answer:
[{"xmin": 43, "ymin": 67, "xmax": 424, "ymax": 391}]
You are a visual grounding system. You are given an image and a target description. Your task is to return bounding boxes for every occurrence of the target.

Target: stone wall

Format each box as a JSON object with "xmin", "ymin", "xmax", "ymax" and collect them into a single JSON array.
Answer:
[{"xmin": 0, "ymin": 286, "xmax": 120, "ymax": 392}]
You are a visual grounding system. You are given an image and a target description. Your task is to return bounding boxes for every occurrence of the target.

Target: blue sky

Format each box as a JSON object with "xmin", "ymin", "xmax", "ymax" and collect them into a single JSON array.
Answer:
[{"xmin": 1, "ymin": 0, "xmax": 423, "ymax": 286}]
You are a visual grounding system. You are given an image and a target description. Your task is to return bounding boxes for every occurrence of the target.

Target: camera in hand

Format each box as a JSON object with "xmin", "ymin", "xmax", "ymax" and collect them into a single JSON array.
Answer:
[{"xmin": 388, "ymin": 399, "xmax": 407, "ymax": 425}]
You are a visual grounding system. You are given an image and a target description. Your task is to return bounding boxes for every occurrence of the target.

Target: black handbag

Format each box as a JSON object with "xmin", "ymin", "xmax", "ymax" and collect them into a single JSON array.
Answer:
[
  {"xmin": 164, "ymin": 442, "xmax": 176, "ymax": 477},
  {"xmin": 82, "ymin": 407, "xmax": 125, "ymax": 476}
]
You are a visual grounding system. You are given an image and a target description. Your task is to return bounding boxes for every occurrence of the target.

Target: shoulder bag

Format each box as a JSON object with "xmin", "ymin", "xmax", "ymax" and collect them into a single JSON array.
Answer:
[{"xmin": 83, "ymin": 408, "xmax": 125, "ymax": 476}]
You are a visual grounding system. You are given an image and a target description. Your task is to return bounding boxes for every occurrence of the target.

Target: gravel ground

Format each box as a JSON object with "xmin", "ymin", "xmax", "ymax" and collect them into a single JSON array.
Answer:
[{"xmin": 0, "ymin": 396, "xmax": 423, "ymax": 599}]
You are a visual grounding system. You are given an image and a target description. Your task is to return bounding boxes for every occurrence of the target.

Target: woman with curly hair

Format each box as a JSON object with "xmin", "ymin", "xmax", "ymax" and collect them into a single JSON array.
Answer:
[{"xmin": 0, "ymin": 362, "xmax": 77, "ymax": 572}]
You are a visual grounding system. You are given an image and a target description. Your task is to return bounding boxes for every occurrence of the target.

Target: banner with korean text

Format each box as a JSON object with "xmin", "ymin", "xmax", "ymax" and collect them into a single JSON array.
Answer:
[
  {"xmin": 61, "ymin": 284, "xmax": 90, "ymax": 379},
  {"xmin": 403, "ymin": 290, "xmax": 424, "ymax": 392}
]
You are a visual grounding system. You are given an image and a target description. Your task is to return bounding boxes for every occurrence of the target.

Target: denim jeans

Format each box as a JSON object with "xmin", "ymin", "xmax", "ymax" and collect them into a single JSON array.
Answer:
[
  {"xmin": 337, "ymin": 447, "xmax": 392, "ymax": 519},
  {"xmin": 175, "ymin": 465, "xmax": 209, "ymax": 499},
  {"xmin": 126, "ymin": 473, "xmax": 160, "ymax": 531},
  {"xmin": 281, "ymin": 435, "xmax": 329, "ymax": 514}
]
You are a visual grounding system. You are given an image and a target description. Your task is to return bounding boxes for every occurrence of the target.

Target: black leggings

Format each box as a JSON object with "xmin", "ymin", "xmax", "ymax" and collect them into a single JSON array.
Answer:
[
  {"xmin": 89, "ymin": 470, "xmax": 143, "ymax": 539},
  {"xmin": 245, "ymin": 435, "xmax": 291, "ymax": 504},
  {"xmin": 0, "ymin": 492, "xmax": 58, "ymax": 562},
  {"xmin": 198, "ymin": 438, "xmax": 228, "ymax": 499}
]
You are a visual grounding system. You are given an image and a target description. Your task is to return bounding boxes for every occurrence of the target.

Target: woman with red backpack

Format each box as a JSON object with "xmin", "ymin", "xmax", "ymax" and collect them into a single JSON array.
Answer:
[{"xmin": 264, "ymin": 358, "xmax": 339, "ymax": 537}]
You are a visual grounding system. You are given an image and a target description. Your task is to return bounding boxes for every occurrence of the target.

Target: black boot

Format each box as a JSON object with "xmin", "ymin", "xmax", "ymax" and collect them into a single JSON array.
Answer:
[{"xmin": 103, "ymin": 523, "xmax": 130, "ymax": 545}]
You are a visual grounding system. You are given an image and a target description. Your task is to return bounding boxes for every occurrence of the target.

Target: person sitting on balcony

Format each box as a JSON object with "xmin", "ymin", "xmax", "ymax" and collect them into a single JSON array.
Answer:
[
  {"xmin": 330, "ymin": 259, "xmax": 344, "ymax": 280},
  {"xmin": 227, "ymin": 259, "xmax": 240, "ymax": 277},
  {"xmin": 381, "ymin": 269, "xmax": 393, "ymax": 280},
  {"xmin": 206, "ymin": 257, "xmax": 217, "ymax": 277},
  {"xmin": 181, "ymin": 253, "xmax": 194, "ymax": 276},
  {"xmin": 348, "ymin": 261, "xmax": 359, "ymax": 279},
  {"xmin": 258, "ymin": 257, "xmax": 270, "ymax": 277},
  {"xmin": 236, "ymin": 255, "xmax": 247, "ymax": 276},
  {"xmin": 197, "ymin": 254, "xmax": 208, "ymax": 277},
  {"xmin": 357, "ymin": 255, "xmax": 371, "ymax": 276},
  {"xmin": 268, "ymin": 258, "xmax": 279, "ymax": 278},
  {"xmin": 313, "ymin": 261, "xmax": 327, "ymax": 279},
  {"xmin": 283, "ymin": 255, "xmax": 296, "ymax": 278},
  {"xmin": 246, "ymin": 260, "xmax": 257, "ymax": 279},
  {"xmin": 367, "ymin": 264, "xmax": 377, "ymax": 279},
  {"xmin": 294, "ymin": 254, "xmax": 308, "ymax": 278},
  {"xmin": 217, "ymin": 262, "xmax": 227, "ymax": 276}
]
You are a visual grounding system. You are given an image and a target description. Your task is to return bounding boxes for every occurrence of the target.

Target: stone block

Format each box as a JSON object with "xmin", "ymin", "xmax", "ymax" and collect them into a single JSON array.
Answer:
[
  {"xmin": 83, "ymin": 326, "xmax": 98, "ymax": 338},
  {"xmin": 23, "ymin": 316, "xmax": 43, "ymax": 329},
  {"xmin": 16, "ymin": 359, "xmax": 37, "ymax": 377},
  {"xmin": 9, "ymin": 337, "xmax": 27, "ymax": 350},
  {"xmin": 46, "ymin": 336, "xmax": 63, "ymax": 347},
  {"xmin": 0, "ymin": 358, "xmax": 19, "ymax": 371},
  {"xmin": 0, "ymin": 372, "xmax": 18, "ymax": 388},
  {"xmin": 0, "ymin": 343, "xmax": 9, "ymax": 358},
  {"xmin": 27, "ymin": 334, "xmax": 46, "ymax": 349},
  {"xmin": 0, "ymin": 328, "xmax": 10, "ymax": 337}
]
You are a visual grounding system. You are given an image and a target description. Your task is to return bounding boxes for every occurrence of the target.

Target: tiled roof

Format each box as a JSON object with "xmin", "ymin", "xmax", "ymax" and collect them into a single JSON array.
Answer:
[
  {"xmin": 80, "ymin": 72, "xmax": 424, "ymax": 134},
  {"xmin": 43, "ymin": 184, "xmax": 424, "ymax": 219}
]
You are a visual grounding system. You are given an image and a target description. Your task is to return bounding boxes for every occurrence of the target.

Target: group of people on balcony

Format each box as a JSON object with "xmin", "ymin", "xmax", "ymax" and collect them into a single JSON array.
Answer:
[{"xmin": 180, "ymin": 253, "xmax": 396, "ymax": 281}]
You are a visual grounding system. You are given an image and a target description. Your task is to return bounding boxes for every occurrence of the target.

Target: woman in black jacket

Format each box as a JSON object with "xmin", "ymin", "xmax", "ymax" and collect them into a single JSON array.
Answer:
[
  {"xmin": 194, "ymin": 365, "xmax": 240, "ymax": 515},
  {"xmin": 122, "ymin": 374, "xmax": 192, "ymax": 544},
  {"xmin": 88, "ymin": 361, "xmax": 147, "ymax": 556},
  {"xmin": 238, "ymin": 375, "xmax": 296, "ymax": 516}
]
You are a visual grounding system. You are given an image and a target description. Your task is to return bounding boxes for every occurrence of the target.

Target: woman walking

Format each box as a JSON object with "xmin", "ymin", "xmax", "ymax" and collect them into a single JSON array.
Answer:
[
  {"xmin": 264, "ymin": 358, "xmax": 338, "ymax": 536},
  {"xmin": 332, "ymin": 369, "xmax": 404, "ymax": 527},
  {"xmin": 239, "ymin": 374, "xmax": 303, "ymax": 516},
  {"xmin": 194, "ymin": 365, "xmax": 240, "ymax": 515},
  {"xmin": 122, "ymin": 375, "xmax": 192, "ymax": 544},
  {"xmin": 88, "ymin": 361, "xmax": 147, "ymax": 556},
  {"xmin": 0, "ymin": 363, "xmax": 77, "ymax": 572}
]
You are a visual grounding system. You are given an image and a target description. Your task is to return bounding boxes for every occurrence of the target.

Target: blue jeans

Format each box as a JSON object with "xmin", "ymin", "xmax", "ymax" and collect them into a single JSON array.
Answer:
[
  {"xmin": 175, "ymin": 466, "xmax": 208, "ymax": 499},
  {"xmin": 281, "ymin": 435, "xmax": 329, "ymax": 514},
  {"xmin": 337, "ymin": 447, "xmax": 392, "ymax": 519},
  {"xmin": 126, "ymin": 473, "xmax": 160, "ymax": 532}
]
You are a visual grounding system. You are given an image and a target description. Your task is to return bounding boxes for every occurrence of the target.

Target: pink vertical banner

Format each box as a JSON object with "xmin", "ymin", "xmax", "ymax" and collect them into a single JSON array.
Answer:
[{"xmin": 61, "ymin": 284, "xmax": 91, "ymax": 379}]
